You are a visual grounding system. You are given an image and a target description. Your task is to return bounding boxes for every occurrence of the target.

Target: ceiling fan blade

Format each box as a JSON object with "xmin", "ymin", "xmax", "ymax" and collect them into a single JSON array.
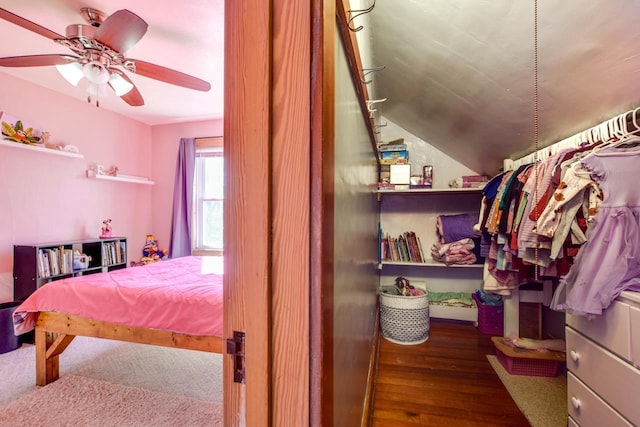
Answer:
[
  {"xmin": 0, "ymin": 7, "xmax": 64, "ymax": 40},
  {"xmin": 128, "ymin": 59, "xmax": 211, "ymax": 92},
  {"xmin": 94, "ymin": 10, "xmax": 147, "ymax": 53},
  {"xmin": 109, "ymin": 70, "xmax": 144, "ymax": 106},
  {"xmin": 0, "ymin": 54, "xmax": 79, "ymax": 67}
]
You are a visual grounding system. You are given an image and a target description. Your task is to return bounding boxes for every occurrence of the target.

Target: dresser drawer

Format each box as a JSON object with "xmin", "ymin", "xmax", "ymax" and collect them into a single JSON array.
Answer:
[
  {"xmin": 566, "ymin": 327, "xmax": 640, "ymax": 425},
  {"xmin": 566, "ymin": 300, "xmax": 631, "ymax": 362},
  {"xmin": 567, "ymin": 373, "xmax": 632, "ymax": 427}
]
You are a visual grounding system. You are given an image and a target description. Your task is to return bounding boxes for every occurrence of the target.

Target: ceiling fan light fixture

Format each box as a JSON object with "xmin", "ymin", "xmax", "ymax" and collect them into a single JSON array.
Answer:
[
  {"xmin": 109, "ymin": 73, "xmax": 134, "ymax": 96},
  {"xmin": 87, "ymin": 81, "xmax": 108, "ymax": 97},
  {"xmin": 56, "ymin": 62, "xmax": 84, "ymax": 86},
  {"xmin": 83, "ymin": 60, "xmax": 110, "ymax": 85}
]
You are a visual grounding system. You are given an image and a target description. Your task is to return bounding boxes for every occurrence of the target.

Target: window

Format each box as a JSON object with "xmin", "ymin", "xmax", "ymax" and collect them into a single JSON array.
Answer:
[{"xmin": 193, "ymin": 137, "xmax": 224, "ymax": 253}]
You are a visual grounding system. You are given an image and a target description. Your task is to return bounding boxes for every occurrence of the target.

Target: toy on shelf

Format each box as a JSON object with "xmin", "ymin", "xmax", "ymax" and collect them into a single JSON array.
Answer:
[
  {"xmin": 100, "ymin": 218, "xmax": 113, "ymax": 239},
  {"xmin": 105, "ymin": 165, "xmax": 119, "ymax": 176},
  {"xmin": 73, "ymin": 249, "xmax": 91, "ymax": 270},
  {"xmin": 140, "ymin": 234, "xmax": 168, "ymax": 264},
  {"xmin": 2, "ymin": 120, "xmax": 41, "ymax": 145}
]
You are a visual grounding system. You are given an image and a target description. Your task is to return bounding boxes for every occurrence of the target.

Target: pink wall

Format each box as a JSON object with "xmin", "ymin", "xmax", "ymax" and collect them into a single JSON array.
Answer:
[
  {"xmin": 0, "ymin": 72, "xmax": 221, "ymax": 300},
  {"xmin": 0, "ymin": 72, "xmax": 152, "ymax": 294},
  {"xmin": 150, "ymin": 119, "xmax": 223, "ymax": 253}
]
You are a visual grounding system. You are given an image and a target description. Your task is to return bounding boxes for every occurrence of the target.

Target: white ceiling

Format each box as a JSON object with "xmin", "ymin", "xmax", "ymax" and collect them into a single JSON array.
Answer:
[
  {"xmin": 0, "ymin": 0, "xmax": 224, "ymax": 126},
  {"xmin": 369, "ymin": 0, "xmax": 640, "ymax": 174},
  {"xmin": 5, "ymin": 1, "xmax": 640, "ymax": 174}
]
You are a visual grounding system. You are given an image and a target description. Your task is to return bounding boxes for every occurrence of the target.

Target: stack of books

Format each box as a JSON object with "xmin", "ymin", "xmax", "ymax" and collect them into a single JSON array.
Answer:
[
  {"xmin": 380, "ymin": 231, "xmax": 426, "ymax": 263},
  {"xmin": 378, "ymin": 139, "xmax": 409, "ymax": 189}
]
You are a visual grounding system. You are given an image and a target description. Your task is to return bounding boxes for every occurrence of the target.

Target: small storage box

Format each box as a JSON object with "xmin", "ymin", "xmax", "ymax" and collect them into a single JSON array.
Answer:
[
  {"xmin": 495, "ymin": 347, "xmax": 561, "ymax": 377},
  {"xmin": 379, "ymin": 283, "xmax": 429, "ymax": 345},
  {"xmin": 472, "ymin": 293, "xmax": 504, "ymax": 335},
  {"xmin": 0, "ymin": 301, "xmax": 21, "ymax": 354},
  {"xmin": 491, "ymin": 336, "xmax": 564, "ymax": 377}
]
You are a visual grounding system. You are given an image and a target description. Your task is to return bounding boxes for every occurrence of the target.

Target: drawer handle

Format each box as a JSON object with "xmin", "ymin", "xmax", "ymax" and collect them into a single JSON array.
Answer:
[
  {"xmin": 571, "ymin": 396, "xmax": 581, "ymax": 410},
  {"xmin": 569, "ymin": 350, "xmax": 580, "ymax": 362}
]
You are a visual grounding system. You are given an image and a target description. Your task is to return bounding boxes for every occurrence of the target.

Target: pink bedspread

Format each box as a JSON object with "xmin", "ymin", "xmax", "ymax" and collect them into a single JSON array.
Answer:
[{"xmin": 13, "ymin": 256, "xmax": 223, "ymax": 337}]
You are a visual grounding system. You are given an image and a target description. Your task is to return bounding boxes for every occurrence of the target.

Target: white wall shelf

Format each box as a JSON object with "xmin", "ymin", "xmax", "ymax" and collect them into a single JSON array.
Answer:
[
  {"xmin": 0, "ymin": 139, "xmax": 84, "ymax": 159},
  {"xmin": 379, "ymin": 260, "xmax": 483, "ymax": 269},
  {"xmin": 86, "ymin": 170, "xmax": 154, "ymax": 185}
]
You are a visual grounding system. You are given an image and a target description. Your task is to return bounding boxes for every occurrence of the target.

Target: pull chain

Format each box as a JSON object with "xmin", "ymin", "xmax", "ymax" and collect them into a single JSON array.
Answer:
[{"xmin": 533, "ymin": 0, "xmax": 540, "ymax": 281}]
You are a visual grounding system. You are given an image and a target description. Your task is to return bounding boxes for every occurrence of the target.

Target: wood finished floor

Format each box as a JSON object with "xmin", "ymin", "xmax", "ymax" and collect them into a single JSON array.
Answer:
[{"xmin": 371, "ymin": 319, "xmax": 531, "ymax": 427}]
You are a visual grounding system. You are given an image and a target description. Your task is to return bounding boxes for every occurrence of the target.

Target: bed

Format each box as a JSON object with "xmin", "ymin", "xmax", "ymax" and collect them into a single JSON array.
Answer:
[{"xmin": 12, "ymin": 255, "xmax": 224, "ymax": 386}]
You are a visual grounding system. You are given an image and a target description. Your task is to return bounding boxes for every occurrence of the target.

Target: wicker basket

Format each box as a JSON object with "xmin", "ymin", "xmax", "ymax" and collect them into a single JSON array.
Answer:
[{"xmin": 379, "ymin": 284, "xmax": 429, "ymax": 345}]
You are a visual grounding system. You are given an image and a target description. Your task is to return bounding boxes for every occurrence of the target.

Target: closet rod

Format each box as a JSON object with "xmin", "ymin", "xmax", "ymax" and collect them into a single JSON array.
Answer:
[{"xmin": 504, "ymin": 107, "xmax": 640, "ymax": 171}]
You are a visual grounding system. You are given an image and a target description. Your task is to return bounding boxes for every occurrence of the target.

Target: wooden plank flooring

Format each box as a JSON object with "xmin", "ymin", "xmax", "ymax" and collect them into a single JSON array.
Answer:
[{"xmin": 371, "ymin": 319, "xmax": 531, "ymax": 427}]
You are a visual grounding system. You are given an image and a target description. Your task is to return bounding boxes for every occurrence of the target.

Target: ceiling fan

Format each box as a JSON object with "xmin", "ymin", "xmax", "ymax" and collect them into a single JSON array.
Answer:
[{"xmin": 0, "ymin": 7, "xmax": 211, "ymax": 107}]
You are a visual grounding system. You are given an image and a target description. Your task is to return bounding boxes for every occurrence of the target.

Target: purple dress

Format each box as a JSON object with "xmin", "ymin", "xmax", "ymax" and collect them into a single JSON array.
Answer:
[{"xmin": 550, "ymin": 146, "xmax": 640, "ymax": 317}]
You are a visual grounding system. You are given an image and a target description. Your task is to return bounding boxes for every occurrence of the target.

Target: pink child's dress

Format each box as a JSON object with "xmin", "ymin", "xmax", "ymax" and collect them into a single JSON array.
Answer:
[{"xmin": 550, "ymin": 145, "xmax": 640, "ymax": 317}]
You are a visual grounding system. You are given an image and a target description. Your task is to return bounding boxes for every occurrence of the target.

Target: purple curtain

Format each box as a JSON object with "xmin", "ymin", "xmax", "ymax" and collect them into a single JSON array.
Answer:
[{"xmin": 169, "ymin": 138, "xmax": 196, "ymax": 258}]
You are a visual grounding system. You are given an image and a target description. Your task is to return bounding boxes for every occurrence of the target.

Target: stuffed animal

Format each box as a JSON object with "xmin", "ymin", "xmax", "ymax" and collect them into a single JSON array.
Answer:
[
  {"xmin": 100, "ymin": 218, "xmax": 113, "ymax": 238},
  {"xmin": 140, "ymin": 234, "xmax": 168, "ymax": 263}
]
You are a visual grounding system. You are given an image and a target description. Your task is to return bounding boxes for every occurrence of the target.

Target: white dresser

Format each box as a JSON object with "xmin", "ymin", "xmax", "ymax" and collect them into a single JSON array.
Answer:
[{"xmin": 565, "ymin": 291, "xmax": 640, "ymax": 427}]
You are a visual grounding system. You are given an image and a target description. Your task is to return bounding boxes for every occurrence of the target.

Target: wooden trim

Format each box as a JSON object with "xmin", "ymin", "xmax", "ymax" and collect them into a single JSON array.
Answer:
[
  {"xmin": 34, "ymin": 312, "xmax": 222, "ymax": 386},
  {"xmin": 335, "ymin": 0, "xmax": 378, "ymax": 156},
  {"xmin": 195, "ymin": 136, "xmax": 223, "ymax": 148},
  {"xmin": 361, "ymin": 299, "xmax": 381, "ymax": 427},
  {"xmin": 191, "ymin": 249, "xmax": 223, "ymax": 257},
  {"xmin": 224, "ymin": 0, "xmax": 272, "ymax": 424},
  {"xmin": 310, "ymin": 0, "xmax": 336, "ymax": 425},
  {"xmin": 271, "ymin": 0, "xmax": 311, "ymax": 425}
]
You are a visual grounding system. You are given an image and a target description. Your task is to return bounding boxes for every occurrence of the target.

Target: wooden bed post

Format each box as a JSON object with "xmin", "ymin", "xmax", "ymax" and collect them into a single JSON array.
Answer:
[{"xmin": 35, "ymin": 329, "xmax": 59, "ymax": 386}]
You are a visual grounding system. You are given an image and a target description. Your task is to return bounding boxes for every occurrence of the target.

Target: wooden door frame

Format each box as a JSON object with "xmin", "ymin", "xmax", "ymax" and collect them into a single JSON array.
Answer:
[
  {"xmin": 224, "ymin": 1, "xmax": 314, "ymax": 425},
  {"xmin": 310, "ymin": 1, "xmax": 335, "ymax": 426},
  {"xmin": 223, "ymin": 1, "xmax": 272, "ymax": 425}
]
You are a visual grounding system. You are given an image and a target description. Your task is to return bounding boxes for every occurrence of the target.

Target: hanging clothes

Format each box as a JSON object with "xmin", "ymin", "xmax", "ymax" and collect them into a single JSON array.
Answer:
[
  {"xmin": 550, "ymin": 145, "xmax": 640, "ymax": 317},
  {"xmin": 479, "ymin": 145, "xmax": 600, "ymax": 296}
]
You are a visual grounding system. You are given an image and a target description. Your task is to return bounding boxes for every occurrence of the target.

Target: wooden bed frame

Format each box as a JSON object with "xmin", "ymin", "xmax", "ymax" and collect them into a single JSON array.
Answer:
[{"xmin": 34, "ymin": 311, "xmax": 224, "ymax": 386}]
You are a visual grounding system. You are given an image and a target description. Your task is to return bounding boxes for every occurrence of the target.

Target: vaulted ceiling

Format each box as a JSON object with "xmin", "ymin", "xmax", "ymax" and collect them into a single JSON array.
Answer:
[
  {"xmin": 3, "ymin": 0, "xmax": 640, "ymax": 173},
  {"xmin": 368, "ymin": 0, "xmax": 640, "ymax": 174}
]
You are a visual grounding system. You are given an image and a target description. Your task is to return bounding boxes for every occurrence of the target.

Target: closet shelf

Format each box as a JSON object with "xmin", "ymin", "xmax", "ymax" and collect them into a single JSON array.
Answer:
[
  {"xmin": 86, "ymin": 170, "xmax": 154, "ymax": 185},
  {"xmin": 379, "ymin": 260, "xmax": 483, "ymax": 269},
  {"xmin": 376, "ymin": 187, "xmax": 482, "ymax": 200},
  {"xmin": 0, "ymin": 139, "xmax": 84, "ymax": 159}
]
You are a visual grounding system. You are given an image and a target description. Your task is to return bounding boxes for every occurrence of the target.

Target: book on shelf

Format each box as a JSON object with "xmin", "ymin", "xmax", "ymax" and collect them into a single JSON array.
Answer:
[
  {"xmin": 42, "ymin": 246, "xmax": 74, "ymax": 276},
  {"xmin": 378, "ymin": 143, "xmax": 407, "ymax": 152},
  {"xmin": 380, "ymin": 231, "xmax": 425, "ymax": 263},
  {"xmin": 377, "ymin": 138, "xmax": 406, "ymax": 152}
]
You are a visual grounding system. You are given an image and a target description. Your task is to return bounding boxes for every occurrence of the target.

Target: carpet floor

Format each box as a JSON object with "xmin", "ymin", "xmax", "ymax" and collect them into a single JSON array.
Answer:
[
  {"xmin": 0, "ymin": 336, "xmax": 223, "ymax": 424},
  {"xmin": 0, "ymin": 374, "xmax": 222, "ymax": 426},
  {"xmin": 487, "ymin": 354, "xmax": 567, "ymax": 427}
]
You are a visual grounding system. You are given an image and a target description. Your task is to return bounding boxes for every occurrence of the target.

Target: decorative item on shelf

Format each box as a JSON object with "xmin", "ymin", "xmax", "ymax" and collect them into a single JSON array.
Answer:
[
  {"xmin": 105, "ymin": 165, "xmax": 119, "ymax": 176},
  {"xmin": 100, "ymin": 218, "xmax": 114, "ymax": 239},
  {"xmin": 1, "ymin": 120, "xmax": 42, "ymax": 145},
  {"xmin": 61, "ymin": 144, "xmax": 80, "ymax": 153},
  {"xmin": 72, "ymin": 249, "xmax": 91, "ymax": 270},
  {"xmin": 40, "ymin": 131, "xmax": 54, "ymax": 148},
  {"xmin": 87, "ymin": 163, "xmax": 107, "ymax": 175},
  {"xmin": 40, "ymin": 131, "xmax": 79, "ymax": 153},
  {"xmin": 448, "ymin": 175, "xmax": 488, "ymax": 189},
  {"xmin": 140, "ymin": 234, "xmax": 168, "ymax": 264},
  {"xmin": 422, "ymin": 165, "xmax": 433, "ymax": 188}
]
